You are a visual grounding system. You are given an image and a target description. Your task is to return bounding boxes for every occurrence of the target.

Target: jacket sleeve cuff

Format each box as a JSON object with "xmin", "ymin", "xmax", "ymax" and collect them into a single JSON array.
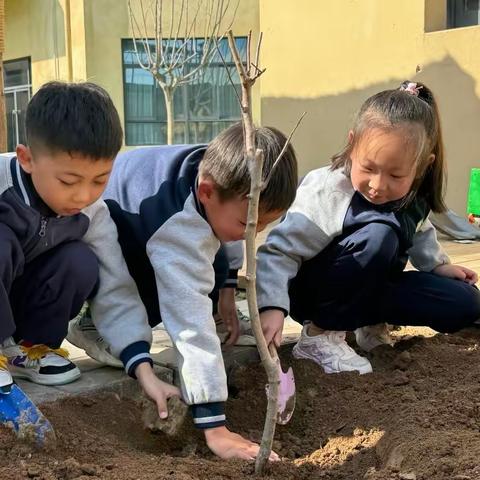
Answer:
[
  {"xmin": 120, "ymin": 341, "xmax": 153, "ymax": 379},
  {"xmin": 222, "ymin": 269, "xmax": 238, "ymax": 289},
  {"xmin": 191, "ymin": 402, "xmax": 226, "ymax": 429},
  {"xmin": 259, "ymin": 306, "xmax": 288, "ymax": 317}
]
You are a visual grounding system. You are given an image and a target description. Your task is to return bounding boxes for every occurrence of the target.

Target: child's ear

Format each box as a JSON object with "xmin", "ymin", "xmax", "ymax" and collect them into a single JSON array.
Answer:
[
  {"xmin": 427, "ymin": 153, "xmax": 436, "ymax": 165},
  {"xmin": 348, "ymin": 130, "xmax": 354, "ymax": 144},
  {"xmin": 16, "ymin": 145, "xmax": 34, "ymax": 173},
  {"xmin": 197, "ymin": 177, "xmax": 216, "ymax": 204}
]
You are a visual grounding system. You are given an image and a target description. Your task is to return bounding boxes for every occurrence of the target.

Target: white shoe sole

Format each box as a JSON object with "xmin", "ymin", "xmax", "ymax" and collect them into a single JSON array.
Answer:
[
  {"xmin": 292, "ymin": 344, "xmax": 373, "ymax": 375},
  {"xmin": 67, "ymin": 320, "xmax": 123, "ymax": 369},
  {"xmin": 9, "ymin": 365, "xmax": 81, "ymax": 386}
]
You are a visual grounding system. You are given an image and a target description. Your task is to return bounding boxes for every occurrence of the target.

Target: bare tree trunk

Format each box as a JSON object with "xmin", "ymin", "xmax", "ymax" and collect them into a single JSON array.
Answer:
[
  {"xmin": 226, "ymin": 30, "xmax": 278, "ymax": 475},
  {"xmin": 244, "ymin": 150, "xmax": 280, "ymax": 475},
  {"xmin": 163, "ymin": 86, "xmax": 175, "ymax": 145}
]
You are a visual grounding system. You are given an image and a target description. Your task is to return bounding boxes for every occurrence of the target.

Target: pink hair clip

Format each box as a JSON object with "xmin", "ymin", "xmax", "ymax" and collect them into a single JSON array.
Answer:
[{"xmin": 400, "ymin": 82, "xmax": 423, "ymax": 97}]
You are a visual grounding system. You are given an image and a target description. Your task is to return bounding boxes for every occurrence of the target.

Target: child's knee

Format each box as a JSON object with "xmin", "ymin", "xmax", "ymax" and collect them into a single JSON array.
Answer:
[
  {"xmin": 350, "ymin": 223, "xmax": 399, "ymax": 271},
  {"xmin": 437, "ymin": 283, "xmax": 480, "ymax": 333},
  {"xmin": 58, "ymin": 242, "xmax": 99, "ymax": 292},
  {"xmin": 461, "ymin": 284, "xmax": 480, "ymax": 323}
]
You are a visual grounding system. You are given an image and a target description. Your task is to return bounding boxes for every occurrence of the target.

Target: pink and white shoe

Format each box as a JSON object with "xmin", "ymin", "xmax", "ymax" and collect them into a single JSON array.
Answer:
[{"xmin": 293, "ymin": 322, "xmax": 372, "ymax": 375}]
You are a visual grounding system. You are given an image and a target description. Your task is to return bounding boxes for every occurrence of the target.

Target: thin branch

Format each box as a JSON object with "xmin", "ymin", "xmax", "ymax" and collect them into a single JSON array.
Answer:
[
  {"xmin": 262, "ymin": 112, "xmax": 307, "ymax": 190},
  {"xmin": 154, "ymin": 1, "xmax": 159, "ymax": 63},
  {"xmin": 227, "ymin": 30, "xmax": 247, "ymax": 84},
  {"xmin": 250, "ymin": 63, "xmax": 266, "ymax": 79},
  {"xmin": 246, "ymin": 30, "xmax": 251, "ymax": 76},
  {"xmin": 157, "ymin": 0, "xmax": 164, "ymax": 65},
  {"xmin": 128, "ymin": 1, "xmax": 152, "ymax": 70},
  {"xmin": 169, "ymin": 1, "xmax": 203, "ymax": 70},
  {"xmin": 254, "ymin": 31, "xmax": 263, "ymax": 69},
  {"xmin": 140, "ymin": 0, "xmax": 153, "ymax": 65},
  {"xmin": 214, "ymin": 38, "xmax": 242, "ymax": 106}
]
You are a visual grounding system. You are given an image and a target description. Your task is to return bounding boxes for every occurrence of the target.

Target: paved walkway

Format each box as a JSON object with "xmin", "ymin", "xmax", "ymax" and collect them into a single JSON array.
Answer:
[{"xmin": 20, "ymin": 300, "xmax": 302, "ymax": 405}]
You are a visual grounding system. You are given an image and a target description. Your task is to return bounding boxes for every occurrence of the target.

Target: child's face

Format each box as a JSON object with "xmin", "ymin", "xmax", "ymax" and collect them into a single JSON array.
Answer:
[
  {"xmin": 349, "ymin": 128, "xmax": 417, "ymax": 204},
  {"xmin": 16, "ymin": 145, "xmax": 113, "ymax": 216},
  {"xmin": 197, "ymin": 178, "xmax": 284, "ymax": 242}
]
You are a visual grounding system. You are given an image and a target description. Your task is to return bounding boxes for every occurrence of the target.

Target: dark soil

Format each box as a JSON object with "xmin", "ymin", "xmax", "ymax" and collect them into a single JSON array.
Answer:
[{"xmin": 2, "ymin": 327, "xmax": 480, "ymax": 480}]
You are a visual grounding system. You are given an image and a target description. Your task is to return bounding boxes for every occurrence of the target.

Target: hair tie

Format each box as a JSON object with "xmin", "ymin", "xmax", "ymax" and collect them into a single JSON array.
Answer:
[{"xmin": 400, "ymin": 82, "xmax": 423, "ymax": 97}]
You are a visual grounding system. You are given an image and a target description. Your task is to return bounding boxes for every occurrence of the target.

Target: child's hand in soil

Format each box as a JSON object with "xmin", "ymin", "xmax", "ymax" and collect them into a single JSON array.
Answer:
[
  {"xmin": 204, "ymin": 425, "xmax": 279, "ymax": 461},
  {"xmin": 218, "ymin": 287, "xmax": 240, "ymax": 346},
  {"xmin": 260, "ymin": 309, "xmax": 285, "ymax": 348},
  {"xmin": 433, "ymin": 263, "xmax": 478, "ymax": 285},
  {"xmin": 135, "ymin": 362, "xmax": 181, "ymax": 419}
]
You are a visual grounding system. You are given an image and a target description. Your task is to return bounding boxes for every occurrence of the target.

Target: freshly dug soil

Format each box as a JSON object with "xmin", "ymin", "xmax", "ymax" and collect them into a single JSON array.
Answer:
[{"xmin": 2, "ymin": 326, "xmax": 480, "ymax": 480}]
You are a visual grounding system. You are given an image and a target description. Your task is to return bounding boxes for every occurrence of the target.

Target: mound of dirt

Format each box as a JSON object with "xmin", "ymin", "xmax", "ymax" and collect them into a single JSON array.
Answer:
[{"xmin": 2, "ymin": 326, "xmax": 480, "ymax": 479}]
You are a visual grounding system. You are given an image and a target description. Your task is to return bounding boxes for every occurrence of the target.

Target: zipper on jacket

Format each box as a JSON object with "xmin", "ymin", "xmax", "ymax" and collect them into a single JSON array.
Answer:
[{"xmin": 39, "ymin": 217, "xmax": 48, "ymax": 238}]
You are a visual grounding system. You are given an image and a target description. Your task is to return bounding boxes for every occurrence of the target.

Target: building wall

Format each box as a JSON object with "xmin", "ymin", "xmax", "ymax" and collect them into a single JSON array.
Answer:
[
  {"xmin": 83, "ymin": 0, "xmax": 260, "ymax": 146},
  {"xmin": 259, "ymin": 0, "xmax": 480, "ymax": 214},
  {"xmin": 4, "ymin": 0, "xmax": 480, "ymax": 213},
  {"xmin": 5, "ymin": 0, "xmax": 69, "ymax": 87},
  {"xmin": 5, "ymin": 0, "xmax": 260, "ymax": 146}
]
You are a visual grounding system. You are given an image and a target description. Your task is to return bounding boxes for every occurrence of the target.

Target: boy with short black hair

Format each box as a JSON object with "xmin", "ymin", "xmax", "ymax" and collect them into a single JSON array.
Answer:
[
  {"xmin": 0, "ymin": 82, "xmax": 178, "ymax": 418},
  {"xmin": 69, "ymin": 122, "xmax": 298, "ymax": 459}
]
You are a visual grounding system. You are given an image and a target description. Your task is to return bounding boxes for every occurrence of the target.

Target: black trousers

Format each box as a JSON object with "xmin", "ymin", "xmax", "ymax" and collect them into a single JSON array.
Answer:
[
  {"xmin": 0, "ymin": 224, "xmax": 99, "ymax": 347},
  {"xmin": 289, "ymin": 222, "xmax": 480, "ymax": 333}
]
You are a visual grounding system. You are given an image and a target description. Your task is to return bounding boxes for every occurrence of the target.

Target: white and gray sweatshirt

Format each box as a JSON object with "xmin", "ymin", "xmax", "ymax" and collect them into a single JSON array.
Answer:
[
  {"xmin": 103, "ymin": 145, "xmax": 242, "ymax": 429},
  {"xmin": 256, "ymin": 166, "xmax": 450, "ymax": 314}
]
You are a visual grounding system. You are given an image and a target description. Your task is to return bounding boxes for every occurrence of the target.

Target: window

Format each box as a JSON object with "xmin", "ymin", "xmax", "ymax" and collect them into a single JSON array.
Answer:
[
  {"xmin": 447, "ymin": 0, "xmax": 480, "ymax": 28},
  {"xmin": 122, "ymin": 37, "xmax": 246, "ymax": 146},
  {"xmin": 3, "ymin": 58, "xmax": 32, "ymax": 152},
  {"xmin": 425, "ymin": 0, "xmax": 480, "ymax": 32}
]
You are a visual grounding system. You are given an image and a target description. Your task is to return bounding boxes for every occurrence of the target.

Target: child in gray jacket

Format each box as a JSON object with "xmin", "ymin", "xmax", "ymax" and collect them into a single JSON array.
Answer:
[
  {"xmin": 69, "ymin": 123, "xmax": 298, "ymax": 460},
  {"xmin": 258, "ymin": 82, "xmax": 480, "ymax": 375}
]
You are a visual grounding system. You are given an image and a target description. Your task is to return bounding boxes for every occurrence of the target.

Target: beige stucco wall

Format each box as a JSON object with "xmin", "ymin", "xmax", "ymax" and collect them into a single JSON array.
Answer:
[
  {"xmin": 5, "ymin": 0, "xmax": 70, "ymax": 87},
  {"xmin": 259, "ymin": 0, "xmax": 480, "ymax": 214},
  {"xmin": 5, "ymin": 0, "xmax": 480, "ymax": 213},
  {"xmin": 82, "ymin": 0, "xmax": 260, "ymax": 146},
  {"xmin": 5, "ymin": 0, "xmax": 260, "ymax": 147}
]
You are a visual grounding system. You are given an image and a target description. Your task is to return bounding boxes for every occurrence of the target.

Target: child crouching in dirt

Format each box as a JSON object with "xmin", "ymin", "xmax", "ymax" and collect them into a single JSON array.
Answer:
[
  {"xmin": 0, "ymin": 81, "xmax": 179, "ymax": 417},
  {"xmin": 258, "ymin": 81, "xmax": 480, "ymax": 375},
  {"xmin": 68, "ymin": 123, "xmax": 298, "ymax": 460}
]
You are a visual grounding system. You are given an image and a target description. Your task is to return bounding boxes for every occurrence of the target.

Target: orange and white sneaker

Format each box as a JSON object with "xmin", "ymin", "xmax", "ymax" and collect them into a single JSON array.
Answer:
[
  {"xmin": 0, "ymin": 353, "xmax": 13, "ymax": 393},
  {"xmin": 2, "ymin": 338, "xmax": 80, "ymax": 386}
]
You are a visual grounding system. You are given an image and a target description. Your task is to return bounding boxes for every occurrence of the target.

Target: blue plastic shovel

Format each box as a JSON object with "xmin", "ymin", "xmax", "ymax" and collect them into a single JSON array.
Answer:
[{"xmin": 0, "ymin": 383, "xmax": 55, "ymax": 446}]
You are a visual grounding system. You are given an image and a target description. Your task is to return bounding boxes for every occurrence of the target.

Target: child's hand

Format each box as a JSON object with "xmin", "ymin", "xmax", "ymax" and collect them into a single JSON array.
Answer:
[
  {"xmin": 260, "ymin": 309, "xmax": 285, "ymax": 348},
  {"xmin": 204, "ymin": 425, "xmax": 279, "ymax": 461},
  {"xmin": 433, "ymin": 263, "xmax": 478, "ymax": 285},
  {"xmin": 135, "ymin": 362, "xmax": 181, "ymax": 419},
  {"xmin": 218, "ymin": 287, "xmax": 240, "ymax": 346}
]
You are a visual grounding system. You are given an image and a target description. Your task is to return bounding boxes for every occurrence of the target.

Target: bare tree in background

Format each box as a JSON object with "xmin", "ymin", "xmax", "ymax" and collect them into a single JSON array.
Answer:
[{"xmin": 127, "ymin": 0, "xmax": 237, "ymax": 145}]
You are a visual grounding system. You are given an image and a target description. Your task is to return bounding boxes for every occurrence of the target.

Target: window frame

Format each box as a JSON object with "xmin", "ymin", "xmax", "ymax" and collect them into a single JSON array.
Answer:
[{"xmin": 121, "ymin": 37, "xmax": 245, "ymax": 146}]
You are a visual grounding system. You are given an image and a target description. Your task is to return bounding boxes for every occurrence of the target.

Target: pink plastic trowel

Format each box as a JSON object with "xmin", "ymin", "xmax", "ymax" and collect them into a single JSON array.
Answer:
[{"xmin": 267, "ymin": 344, "xmax": 296, "ymax": 425}]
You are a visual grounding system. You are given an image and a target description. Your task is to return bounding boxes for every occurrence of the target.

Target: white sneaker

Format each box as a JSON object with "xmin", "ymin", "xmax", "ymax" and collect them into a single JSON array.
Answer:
[
  {"xmin": 355, "ymin": 323, "xmax": 394, "ymax": 352},
  {"xmin": 67, "ymin": 315, "xmax": 123, "ymax": 368},
  {"xmin": 0, "ymin": 353, "xmax": 13, "ymax": 393},
  {"xmin": 292, "ymin": 323, "xmax": 372, "ymax": 375},
  {"xmin": 3, "ymin": 338, "xmax": 80, "ymax": 386}
]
